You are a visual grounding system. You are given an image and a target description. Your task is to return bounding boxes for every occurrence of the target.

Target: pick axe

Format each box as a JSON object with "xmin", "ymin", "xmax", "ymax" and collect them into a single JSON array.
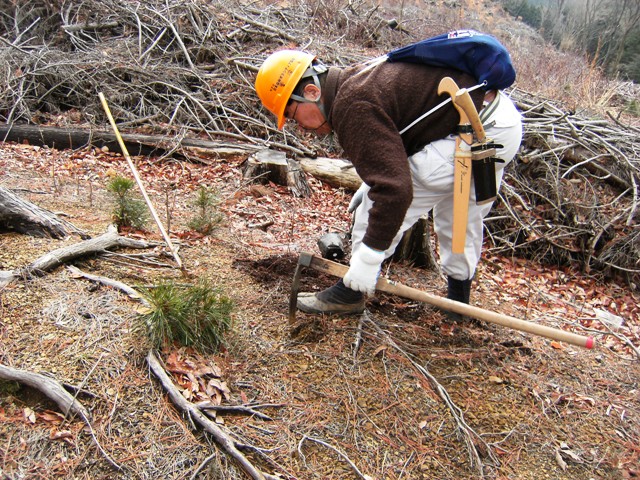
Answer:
[
  {"xmin": 289, "ymin": 252, "xmax": 595, "ymax": 349},
  {"xmin": 438, "ymin": 77, "xmax": 491, "ymax": 254}
]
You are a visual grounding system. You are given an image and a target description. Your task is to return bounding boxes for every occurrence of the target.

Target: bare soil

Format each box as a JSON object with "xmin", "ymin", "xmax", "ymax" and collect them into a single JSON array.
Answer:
[{"xmin": 0, "ymin": 142, "xmax": 638, "ymax": 480}]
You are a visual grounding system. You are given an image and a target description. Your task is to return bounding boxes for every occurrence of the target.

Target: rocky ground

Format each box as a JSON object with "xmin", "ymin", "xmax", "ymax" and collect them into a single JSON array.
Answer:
[{"xmin": 0, "ymin": 141, "xmax": 638, "ymax": 480}]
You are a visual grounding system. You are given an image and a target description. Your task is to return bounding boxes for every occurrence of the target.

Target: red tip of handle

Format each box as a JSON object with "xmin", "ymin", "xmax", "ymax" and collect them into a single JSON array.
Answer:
[{"xmin": 585, "ymin": 337, "xmax": 595, "ymax": 349}]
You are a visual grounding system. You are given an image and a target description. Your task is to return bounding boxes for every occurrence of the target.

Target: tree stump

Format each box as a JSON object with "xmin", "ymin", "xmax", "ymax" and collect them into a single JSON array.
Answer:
[
  {"xmin": 243, "ymin": 149, "xmax": 311, "ymax": 197},
  {"xmin": 392, "ymin": 215, "xmax": 438, "ymax": 270}
]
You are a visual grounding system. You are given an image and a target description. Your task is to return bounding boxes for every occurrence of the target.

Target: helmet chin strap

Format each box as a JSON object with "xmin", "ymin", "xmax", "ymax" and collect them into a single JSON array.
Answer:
[
  {"xmin": 303, "ymin": 118, "xmax": 328, "ymax": 133},
  {"xmin": 289, "ymin": 63, "xmax": 328, "ymax": 120}
]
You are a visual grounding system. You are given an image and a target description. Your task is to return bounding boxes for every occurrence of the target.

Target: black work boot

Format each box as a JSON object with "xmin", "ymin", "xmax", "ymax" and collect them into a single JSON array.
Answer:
[
  {"xmin": 446, "ymin": 276, "xmax": 472, "ymax": 322},
  {"xmin": 297, "ymin": 279, "xmax": 365, "ymax": 314}
]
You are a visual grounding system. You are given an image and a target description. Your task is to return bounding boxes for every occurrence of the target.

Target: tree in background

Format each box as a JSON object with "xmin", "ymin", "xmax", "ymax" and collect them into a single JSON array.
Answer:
[
  {"xmin": 503, "ymin": 0, "xmax": 542, "ymax": 28},
  {"xmin": 503, "ymin": 0, "xmax": 640, "ymax": 82},
  {"xmin": 620, "ymin": 27, "xmax": 640, "ymax": 84}
]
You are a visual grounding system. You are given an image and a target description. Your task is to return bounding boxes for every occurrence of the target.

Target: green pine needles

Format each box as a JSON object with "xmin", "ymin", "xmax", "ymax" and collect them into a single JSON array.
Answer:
[
  {"xmin": 106, "ymin": 175, "xmax": 149, "ymax": 229},
  {"xmin": 187, "ymin": 185, "xmax": 224, "ymax": 235},
  {"xmin": 139, "ymin": 279, "xmax": 233, "ymax": 354}
]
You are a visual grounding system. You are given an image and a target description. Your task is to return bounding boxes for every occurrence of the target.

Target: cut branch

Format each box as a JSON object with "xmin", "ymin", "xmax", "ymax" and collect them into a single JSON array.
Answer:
[
  {"xmin": 0, "ymin": 363, "xmax": 90, "ymax": 419},
  {"xmin": 61, "ymin": 21, "xmax": 119, "ymax": 32},
  {"xmin": 147, "ymin": 350, "xmax": 282, "ymax": 480}
]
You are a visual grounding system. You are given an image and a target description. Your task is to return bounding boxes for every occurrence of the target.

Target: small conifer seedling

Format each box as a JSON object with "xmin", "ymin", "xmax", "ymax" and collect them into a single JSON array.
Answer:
[
  {"xmin": 187, "ymin": 185, "xmax": 224, "ymax": 235},
  {"xmin": 139, "ymin": 279, "xmax": 233, "ymax": 354},
  {"xmin": 106, "ymin": 175, "xmax": 148, "ymax": 229}
]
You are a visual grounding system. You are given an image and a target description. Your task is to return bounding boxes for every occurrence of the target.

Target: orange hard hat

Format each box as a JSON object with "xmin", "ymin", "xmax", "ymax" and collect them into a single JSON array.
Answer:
[{"xmin": 255, "ymin": 50, "xmax": 315, "ymax": 129}]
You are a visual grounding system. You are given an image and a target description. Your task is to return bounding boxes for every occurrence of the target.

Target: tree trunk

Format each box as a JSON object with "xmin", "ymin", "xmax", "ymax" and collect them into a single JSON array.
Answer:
[
  {"xmin": 0, "ymin": 187, "xmax": 75, "ymax": 239},
  {"xmin": 243, "ymin": 149, "xmax": 311, "ymax": 197}
]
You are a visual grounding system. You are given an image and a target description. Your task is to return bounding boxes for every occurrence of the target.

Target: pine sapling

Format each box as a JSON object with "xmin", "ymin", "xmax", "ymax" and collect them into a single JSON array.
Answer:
[
  {"xmin": 106, "ymin": 175, "xmax": 149, "ymax": 229},
  {"xmin": 138, "ymin": 279, "xmax": 233, "ymax": 354},
  {"xmin": 187, "ymin": 185, "xmax": 224, "ymax": 235}
]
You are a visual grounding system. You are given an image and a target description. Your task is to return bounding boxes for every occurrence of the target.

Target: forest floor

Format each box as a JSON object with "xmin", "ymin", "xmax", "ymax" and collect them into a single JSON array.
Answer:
[{"xmin": 0, "ymin": 140, "xmax": 638, "ymax": 480}]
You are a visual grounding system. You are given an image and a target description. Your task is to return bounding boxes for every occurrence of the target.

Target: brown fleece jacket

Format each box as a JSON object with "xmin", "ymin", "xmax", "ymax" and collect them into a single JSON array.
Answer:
[{"xmin": 322, "ymin": 62, "xmax": 484, "ymax": 251}]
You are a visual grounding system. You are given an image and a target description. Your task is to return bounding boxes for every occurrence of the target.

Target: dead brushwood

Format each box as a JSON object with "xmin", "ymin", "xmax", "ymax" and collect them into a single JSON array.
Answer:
[
  {"xmin": 487, "ymin": 88, "xmax": 639, "ymax": 283},
  {"xmin": 1, "ymin": 1, "xmax": 638, "ymax": 285}
]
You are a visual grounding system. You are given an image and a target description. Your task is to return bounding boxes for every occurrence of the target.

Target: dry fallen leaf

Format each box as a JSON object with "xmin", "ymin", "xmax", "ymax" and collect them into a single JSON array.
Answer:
[
  {"xmin": 555, "ymin": 448, "xmax": 567, "ymax": 471},
  {"xmin": 23, "ymin": 407, "xmax": 36, "ymax": 424},
  {"xmin": 40, "ymin": 410, "xmax": 65, "ymax": 424},
  {"xmin": 49, "ymin": 428, "xmax": 75, "ymax": 444}
]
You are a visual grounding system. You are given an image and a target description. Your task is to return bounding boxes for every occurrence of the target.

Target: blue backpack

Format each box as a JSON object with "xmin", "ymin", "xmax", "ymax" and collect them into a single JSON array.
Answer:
[{"xmin": 386, "ymin": 29, "xmax": 516, "ymax": 90}]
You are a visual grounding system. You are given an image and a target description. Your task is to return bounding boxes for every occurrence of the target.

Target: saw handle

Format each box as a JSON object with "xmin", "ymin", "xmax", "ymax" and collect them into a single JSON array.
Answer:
[
  {"xmin": 438, "ymin": 77, "xmax": 473, "ymax": 144},
  {"xmin": 454, "ymin": 89, "xmax": 486, "ymax": 143},
  {"xmin": 438, "ymin": 77, "xmax": 487, "ymax": 144}
]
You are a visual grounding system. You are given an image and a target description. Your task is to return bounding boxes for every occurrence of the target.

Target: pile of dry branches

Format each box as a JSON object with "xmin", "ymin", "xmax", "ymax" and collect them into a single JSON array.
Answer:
[
  {"xmin": 491, "ymin": 89, "xmax": 639, "ymax": 282},
  {"xmin": 0, "ymin": 0, "xmax": 403, "ymax": 155},
  {"xmin": 1, "ymin": 0, "xmax": 638, "ymax": 284}
]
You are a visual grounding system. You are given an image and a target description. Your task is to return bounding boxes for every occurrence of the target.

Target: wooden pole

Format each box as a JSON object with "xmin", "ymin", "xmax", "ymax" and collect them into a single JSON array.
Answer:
[
  {"xmin": 98, "ymin": 92, "xmax": 184, "ymax": 271},
  {"xmin": 302, "ymin": 253, "xmax": 595, "ymax": 349}
]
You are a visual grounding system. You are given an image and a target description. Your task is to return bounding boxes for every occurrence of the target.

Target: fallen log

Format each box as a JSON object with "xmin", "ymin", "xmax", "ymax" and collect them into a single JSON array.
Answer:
[
  {"xmin": 0, "ymin": 187, "xmax": 80, "ymax": 239},
  {"xmin": 0, "ymin": 124, "xmax": 261, "ymax": 158},
  {"xmin": 299, "ymin": 156, "xmax": 361, "ymax": 191},
  {"xmin": 0, "ymin": 224, "xmax": 152, "ymax": 286}
]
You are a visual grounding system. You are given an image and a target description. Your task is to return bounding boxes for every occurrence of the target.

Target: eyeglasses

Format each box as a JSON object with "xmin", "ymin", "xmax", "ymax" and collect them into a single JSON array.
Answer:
[{"xmin": 285, "ymin": 101, "xmax": 299, "ymax": 121}]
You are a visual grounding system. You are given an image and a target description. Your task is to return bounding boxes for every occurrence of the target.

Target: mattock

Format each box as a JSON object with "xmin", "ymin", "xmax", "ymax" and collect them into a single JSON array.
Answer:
[{"xmin": 288, "ymin": 253, "xmax": 595, "ymax": 349}]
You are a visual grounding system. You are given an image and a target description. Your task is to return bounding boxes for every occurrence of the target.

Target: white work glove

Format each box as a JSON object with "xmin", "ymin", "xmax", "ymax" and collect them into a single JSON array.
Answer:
[
  {"xmin": 343, "ymin": 244, "xmax": 385, "ymax": 295},
  {"xmin": 348, "ymin": 183, "xmax": 370, "ymax": 213}
]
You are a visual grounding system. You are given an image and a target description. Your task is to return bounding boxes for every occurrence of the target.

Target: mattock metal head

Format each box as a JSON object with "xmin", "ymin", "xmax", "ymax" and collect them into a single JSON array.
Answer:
[{"xmin": 288, "ymin": 252, "xmax": 314, "ymax": 323}]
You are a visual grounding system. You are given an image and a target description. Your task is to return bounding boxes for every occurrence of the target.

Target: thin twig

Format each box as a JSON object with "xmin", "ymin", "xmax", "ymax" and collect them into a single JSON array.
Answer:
[
  {"xmin": 361, "ymin": 311, "xmax": 499, "ymax": 477},
  {"xmin": 298, "ymin": 435, "xmax": 369, "ymax": 480}
]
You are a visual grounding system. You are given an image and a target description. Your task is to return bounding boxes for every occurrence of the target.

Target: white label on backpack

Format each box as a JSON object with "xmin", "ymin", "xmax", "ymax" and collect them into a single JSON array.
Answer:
[{"xmin": 448, "ymin": 29, "xmax": 479, "ymax": 39}]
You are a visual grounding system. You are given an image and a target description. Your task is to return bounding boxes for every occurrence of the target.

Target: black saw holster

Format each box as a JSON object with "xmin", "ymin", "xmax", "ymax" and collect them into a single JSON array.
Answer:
[{"xmin": 471, "ymin": 141, "xmax": 504, "ymax": 205}]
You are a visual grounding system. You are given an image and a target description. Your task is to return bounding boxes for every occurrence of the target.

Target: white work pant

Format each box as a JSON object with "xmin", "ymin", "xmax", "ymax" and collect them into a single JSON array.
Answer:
[{"xmin": 351, "ymin": 91, "xmax": 523, "ymax": 281}]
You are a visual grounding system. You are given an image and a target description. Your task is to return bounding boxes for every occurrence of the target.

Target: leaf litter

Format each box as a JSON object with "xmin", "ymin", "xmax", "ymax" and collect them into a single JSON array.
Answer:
[{"xmin": 0, "ymin": 141, "xmax": 638, "ymax": 479}]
